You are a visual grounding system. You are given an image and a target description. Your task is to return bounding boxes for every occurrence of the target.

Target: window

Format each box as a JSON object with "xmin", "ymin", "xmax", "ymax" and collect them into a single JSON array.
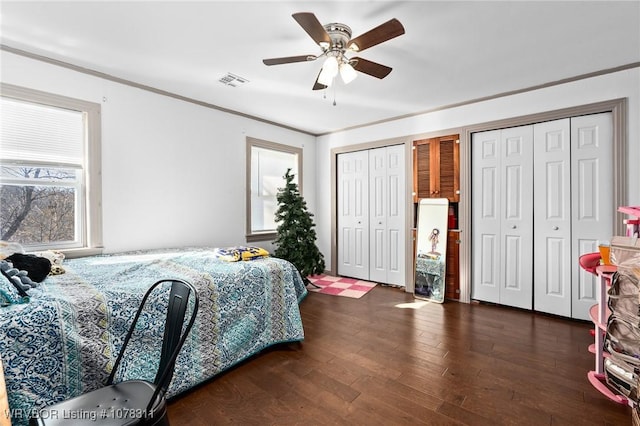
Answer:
[
  {"xmin": 0, "ymin": 84, "xmax": 102, "ymax": 254},
  {"xmin": 246, "ymin": 137, "xmax": 302, "ymax": 242}
]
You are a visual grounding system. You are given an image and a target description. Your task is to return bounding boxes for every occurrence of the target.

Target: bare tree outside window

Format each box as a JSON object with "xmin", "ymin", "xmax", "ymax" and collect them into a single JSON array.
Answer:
[{"xmin": 0, "ymin": 166, "xmax": 78, "ymax": 244}]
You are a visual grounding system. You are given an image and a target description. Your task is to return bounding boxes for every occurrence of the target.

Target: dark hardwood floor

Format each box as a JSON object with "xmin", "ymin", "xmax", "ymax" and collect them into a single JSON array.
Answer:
[{"xmin": 167, "ymin": 285, "xmax": 631, "ymax": 425}]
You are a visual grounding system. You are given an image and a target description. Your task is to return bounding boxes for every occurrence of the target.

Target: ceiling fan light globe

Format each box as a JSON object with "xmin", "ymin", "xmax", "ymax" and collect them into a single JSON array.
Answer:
[
  {"xmin": 340, "ymin": 63, "xmax": 358, "ymax": 84},
  {"xmin": 322, "ymin": 56, "xmax": 339, "ymax": 76},
  {"xmin": 318, "ymin": 67, "xmax": 334, "ymax": 87}
]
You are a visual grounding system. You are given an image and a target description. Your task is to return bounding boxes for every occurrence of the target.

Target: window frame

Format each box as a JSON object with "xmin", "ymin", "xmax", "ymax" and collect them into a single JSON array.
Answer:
[
  {"xmin": 246, "ymin": 137, "xmax": 302, "ymax": 242},
  {"xmin": 0, "ymin": 83, "xmax": 103, "ymax": 257}
]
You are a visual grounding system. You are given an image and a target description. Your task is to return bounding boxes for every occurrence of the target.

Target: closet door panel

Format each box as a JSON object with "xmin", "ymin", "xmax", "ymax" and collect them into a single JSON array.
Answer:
[
  {"xmin": 383, "ymin": 144, "xmax": 406, "ymax": 286},
  {"xmin": 503, "ymin": 235, "xmax": 523, "ymax": 289},
  {"xmin": 479, "ymin": 234, "xmax": 499, "ymax": 288},
  {"xmin": 389, "ymin": 228, "xmax": 400, "ymax": 273},
  {"xmin": 499, "ymin": 127, "xmax": 533, "ymax": 310},
  {"xmin": 544, "ymin": 238, "xmax": 568, "ymax": 292},
  {"xmin": 576, "ymin": 237, "xmax": 600, "ymax": 320},
  {"xmin": 438, "ymin": 138, "xmax": 459, "ymax": 201},
  {"xmin": 415, "ymin": 143, "xmax": 432, "ymax": 199},
  {"xmin": 533, "ymin": 119, "xmax": 571, "ymax": 317},
  {"xmin": 371, "ymin": 227, "xmax": 385, "ymax": 272},
  {"xmin": 571, "ymin": 112, "xmax": 613, "ymax": 320},
  {"xmin": 369, "ymin": 147, "xmax": 387, "ymax": 283},
  {"xmin": 471, "ymin": 130, "xmax": 501, "ymax": 303},
  {"xmin": 337, "ymin": 150, "xmax": 370, "ymax": 280}
]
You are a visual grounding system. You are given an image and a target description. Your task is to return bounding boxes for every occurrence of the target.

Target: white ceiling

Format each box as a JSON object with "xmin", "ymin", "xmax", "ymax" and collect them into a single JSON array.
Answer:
[{"xmin": 1, "ymin": 1, "xmax": 639, "ymax": 135}]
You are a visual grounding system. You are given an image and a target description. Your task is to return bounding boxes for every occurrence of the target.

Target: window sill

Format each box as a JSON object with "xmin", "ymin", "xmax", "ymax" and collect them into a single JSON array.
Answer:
[
  {"xmin": 59, "ymin": 247, "xmax": 104, "ymax": 259},
  {"xmin": 246, "ymin": 232, "xmax": 276, "ymax": 243}
]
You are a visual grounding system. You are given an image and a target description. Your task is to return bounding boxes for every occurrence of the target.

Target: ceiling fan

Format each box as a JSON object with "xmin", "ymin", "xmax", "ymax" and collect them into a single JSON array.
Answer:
[{"xmin": 263, "ymin": 12, "xmax": 405, "ymax": 90}]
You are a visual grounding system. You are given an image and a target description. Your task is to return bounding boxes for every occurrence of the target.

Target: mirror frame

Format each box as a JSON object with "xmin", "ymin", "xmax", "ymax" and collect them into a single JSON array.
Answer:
[{"xmin": 414, "ymin": 198, "xmax": 449, "ymax": 303}]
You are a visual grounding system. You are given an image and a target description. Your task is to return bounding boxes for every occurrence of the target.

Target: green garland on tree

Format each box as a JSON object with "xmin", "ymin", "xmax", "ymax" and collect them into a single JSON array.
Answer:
[{"xmin": 273, "ymin": 169, "xmax": 325, "ymax": 282}]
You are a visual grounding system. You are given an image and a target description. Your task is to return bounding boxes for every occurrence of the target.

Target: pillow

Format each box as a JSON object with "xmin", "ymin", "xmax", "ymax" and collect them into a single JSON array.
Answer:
[
  {"xmin": 0, "ymin": 263, "xmax": 29, "ymax": 306},
  {"xmin": 0, "ymin": 240, "xmax": 25, "ymax": 260},
  {"xmin": 239, "ymin": 246, "xmax": 270, "ymax": 261},
  {"xmin": 213, "ymin": 246, "xmax": 270, "ymax": 262},
  {"xmin": 31, "ymin": 249, "xmax": 65, "ymax": 266}
]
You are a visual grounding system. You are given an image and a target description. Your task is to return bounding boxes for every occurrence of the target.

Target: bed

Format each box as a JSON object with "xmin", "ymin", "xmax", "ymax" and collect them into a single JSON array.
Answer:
[{"xmin": 0, "ymin": 247, "xmax": 307, "ymax": 425}]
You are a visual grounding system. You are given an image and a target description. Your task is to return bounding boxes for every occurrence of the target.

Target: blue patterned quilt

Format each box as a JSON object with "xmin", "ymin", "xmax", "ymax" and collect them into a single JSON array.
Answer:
[{"xmin": 0, "ymin": 248, "xmax": 307, "ymax": 425}]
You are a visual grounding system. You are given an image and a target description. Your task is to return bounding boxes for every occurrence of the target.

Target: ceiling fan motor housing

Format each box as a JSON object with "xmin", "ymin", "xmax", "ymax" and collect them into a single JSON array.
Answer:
[{"xmin": 323, "ymin": 23, "xmax": 352, "ymax": 51}]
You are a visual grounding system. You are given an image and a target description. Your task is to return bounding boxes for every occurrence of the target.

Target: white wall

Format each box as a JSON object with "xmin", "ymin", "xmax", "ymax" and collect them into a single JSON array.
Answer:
[
  {"xmin": 1, "ymin": 51, "xmax": 316, "ymax": 253},
  {"xmin": 316, "ymin": 68, "xmax": 640, "ymax": 271},
  {"xmin": 3, "ymin": 50, "xmax": 638, "ymax": 265}
]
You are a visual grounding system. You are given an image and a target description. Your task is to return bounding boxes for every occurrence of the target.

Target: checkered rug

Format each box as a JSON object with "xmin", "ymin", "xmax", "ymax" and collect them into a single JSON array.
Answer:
[{"xmin": 307, "ymin": 274, "xmax": 377, "ymax": 298}]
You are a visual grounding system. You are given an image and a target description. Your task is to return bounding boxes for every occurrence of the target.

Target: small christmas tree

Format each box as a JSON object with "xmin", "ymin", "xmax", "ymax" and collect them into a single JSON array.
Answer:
[{"xmin": 273, "ymin": 169, "xmax": 325, "ymax": 283}]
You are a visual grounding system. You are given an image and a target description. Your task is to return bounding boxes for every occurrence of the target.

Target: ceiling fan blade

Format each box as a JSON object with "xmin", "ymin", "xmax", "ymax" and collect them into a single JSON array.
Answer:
[
  {"xmin": 348, "ymin": 18, "xmax": 405, "ymax": 52},
  {"xmin": 263, "ymin": 55, "xmax": 313, "ymax": 66},
  {"xmin": 292, "ymin": 12, "xmax": 331, "ymax": 46},
  {"xmin": 312, "ymin": 71, "xmax": 328, "ymax": 91},
  {"xmin": 352, "ymin": 57, "xmax": 393, "ymax": 79}
]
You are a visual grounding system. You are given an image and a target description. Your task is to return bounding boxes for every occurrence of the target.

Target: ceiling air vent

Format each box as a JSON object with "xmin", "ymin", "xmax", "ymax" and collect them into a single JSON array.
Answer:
[{"xmin": 218, "ymin": 72, "xmax": 249, "ymax": 87}]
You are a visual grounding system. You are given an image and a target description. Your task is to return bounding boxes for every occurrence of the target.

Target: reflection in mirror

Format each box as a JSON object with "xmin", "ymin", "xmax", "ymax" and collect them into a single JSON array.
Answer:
[{"xmin": 414, "ymin": 198, "xmax": 449, "ymax": 303}]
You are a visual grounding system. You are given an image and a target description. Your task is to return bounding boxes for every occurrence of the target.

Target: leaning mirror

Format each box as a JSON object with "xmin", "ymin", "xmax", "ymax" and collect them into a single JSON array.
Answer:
[{"xmin": 414, "ymin": 198, "xmax": 449, "ymax": 303}]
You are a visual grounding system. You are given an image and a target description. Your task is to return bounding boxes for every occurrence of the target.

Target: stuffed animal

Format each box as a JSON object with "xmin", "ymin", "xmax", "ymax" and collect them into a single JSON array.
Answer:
[
  {"xmin": 31, "ymin": 250, "xmax": 66, "ymax": 275},
  {"xmin": 0, "ymin": 260, "xmax": 36, "ymax": 294},
  {"xmin": 5, "ymin": 253, "xmax": 51, "ymax": 283}
]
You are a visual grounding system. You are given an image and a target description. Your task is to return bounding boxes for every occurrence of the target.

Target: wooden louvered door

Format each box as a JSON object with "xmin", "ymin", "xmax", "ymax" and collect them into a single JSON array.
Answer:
[
  {"xmin": 438, "ymin": 137, "xmax": 460, "ymax": 202},
  {"xmin": 414, "ymin": 141, "xmax": 432, "ymax": 202},
  {"xmin": 413, "ymin": 136, "xmax": 460, "ymax": 203},
  {"xmin": 413, "ymin": 134, "xmax": 460, "ymax": 299}
]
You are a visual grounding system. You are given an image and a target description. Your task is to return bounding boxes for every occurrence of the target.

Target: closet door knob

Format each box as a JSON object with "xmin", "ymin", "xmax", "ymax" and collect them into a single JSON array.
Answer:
[
  {"xmin": 553, "ymin": 226, "xmax": 559, "ymax": 230},
  {"xmin": 512, "ymin": 225, "xmax": 517, "ymax": 229}
]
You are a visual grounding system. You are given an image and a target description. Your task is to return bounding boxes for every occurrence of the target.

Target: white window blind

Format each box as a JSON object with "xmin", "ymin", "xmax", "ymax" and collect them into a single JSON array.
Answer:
[{"xmin": 0, "ymin": 97, "xmax": 84, "ymax": 165}]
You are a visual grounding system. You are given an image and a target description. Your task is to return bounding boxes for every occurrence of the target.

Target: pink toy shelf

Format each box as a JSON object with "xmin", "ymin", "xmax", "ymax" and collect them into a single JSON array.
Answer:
[
  {"xmin": 618, "ymin": 206, "xmax": 640, "ymax": 237},
  {"xmin": 586, "ymin": 265, "xmax": 629, "ymax": 405},
  {"xmin": 584, "ymin": 206, "xmax": 640, "ymax": 406}
]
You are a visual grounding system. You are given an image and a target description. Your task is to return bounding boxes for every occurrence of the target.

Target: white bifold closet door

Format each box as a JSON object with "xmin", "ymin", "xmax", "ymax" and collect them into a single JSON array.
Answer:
[
  {"xmin": 533, "ymin": 119, "xmax": 572, "ymax": 317},
  {"xmin": 472, "ymin": 112, "xmax": 613, "ymax": 319},
  {"xmin": 570, "ymin": 113, "xmax": 613, "ymax": 320},
  {"xmin": 471, "ymin": 126, "xmax": 534, "ymax": 310},
  {"xmin": 533, "ymin": 115, "xmax": 613, "ymax": 319},
  {"xmin": 337, "ymin": 149, "xmax": 370, "ymax": 280},
  {"xmin": 337, "ymin": 145, "xmax": 406, "ymax": 286}
]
